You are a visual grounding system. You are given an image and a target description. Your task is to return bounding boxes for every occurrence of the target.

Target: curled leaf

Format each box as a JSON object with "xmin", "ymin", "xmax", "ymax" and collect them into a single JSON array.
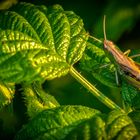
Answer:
[{"xmin": 22, "ymin": 82, "xmax": 60, "ymax": 118}]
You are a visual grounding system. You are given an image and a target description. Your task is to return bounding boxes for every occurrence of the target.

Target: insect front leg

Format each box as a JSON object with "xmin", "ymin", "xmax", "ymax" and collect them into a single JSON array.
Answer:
[
  {"xmin": 124, "ymin": 49, "xmax": 131, "ymax": 56},
  {"xmin": 124, "ymin": 49, "xmax": 140, "ymax": 59}
]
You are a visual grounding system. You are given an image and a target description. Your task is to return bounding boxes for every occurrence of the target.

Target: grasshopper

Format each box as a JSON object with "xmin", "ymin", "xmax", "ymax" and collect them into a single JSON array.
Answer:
[
  {"xmin": 103, "ymin": 15, "xmax": 140, "ymax": 88},
  {"xmin": 88, "ymin": 16, "xmax": 140, "ymax": 88}
]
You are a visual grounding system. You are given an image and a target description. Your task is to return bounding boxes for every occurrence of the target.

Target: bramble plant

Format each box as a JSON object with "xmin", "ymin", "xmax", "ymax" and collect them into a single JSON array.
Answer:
[{"xmin": 0, "ymin": 2, "xmax": 140, "ymax": 140}]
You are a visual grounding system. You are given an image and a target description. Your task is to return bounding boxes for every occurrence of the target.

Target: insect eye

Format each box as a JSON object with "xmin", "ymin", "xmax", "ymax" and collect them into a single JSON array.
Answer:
[
  {"xmin": 105, "ymin": 40, "xmax": 114, "ymax": 46},
  {"xmin": 109, "ymin": 41, "xmax": 113, "ymax": 45}
]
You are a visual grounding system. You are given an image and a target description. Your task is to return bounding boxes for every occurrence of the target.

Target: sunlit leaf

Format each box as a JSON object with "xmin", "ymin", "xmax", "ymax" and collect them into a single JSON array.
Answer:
[
  {"xmin": 0, "ymin": 2, "xmax": 88, "ymax": 84},
  {"xmin": 0, "ymin": 81, "xmax": 14, "ymax": 109}
]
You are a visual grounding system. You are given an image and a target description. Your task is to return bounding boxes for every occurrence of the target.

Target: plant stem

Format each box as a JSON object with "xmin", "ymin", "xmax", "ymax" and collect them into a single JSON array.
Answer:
[{"xmin": 70, "ymin": 66, "xmax": 124, "ymax": 112}]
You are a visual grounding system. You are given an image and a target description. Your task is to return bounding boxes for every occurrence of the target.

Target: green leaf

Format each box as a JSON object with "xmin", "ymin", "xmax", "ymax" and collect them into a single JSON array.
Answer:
[
  {"xmin": 22, "ymin": 82, "xmax": 60, "ymax": 118},
  {"xmin": 15, "ymin": 107, "xmax": 139, "ymax": 140},
  {"xmin": 0, "ymin": 2, "xmax": 88, "ymax": 84},
  {"xmin": 80, "ymin": 39, "xmax": 117, "ymax": 88},
  {"xmin": 15, "ymin": 105, "xmax": 100, "ymax": 140},
  {"xmin": 64, "ymin": 115, "xmax": 106, "ymax": 140},
  {"xmin": 129, "ymin": 110, "xmax": 140, "ymax": 133},
  {"xmin": 0, "ymin": 81, "xmax": 14, "ymax": 109},
  {"xmin": 121, "ymin": 81, "xmax": 140, "ymax": 111},
  {"xmin": 106, "ymin": 110, "xmax": 139, "ymax": 140}
]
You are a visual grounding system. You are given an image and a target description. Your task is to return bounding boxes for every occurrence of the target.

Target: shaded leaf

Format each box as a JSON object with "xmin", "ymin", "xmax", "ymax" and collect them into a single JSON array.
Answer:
[
  {"xmin": 129, "ymin": 110, "xmax": 140, "ymax": 133},
  {"xmin": 121, "ymin": 81, "xmax": 140, "ymax": 111}
]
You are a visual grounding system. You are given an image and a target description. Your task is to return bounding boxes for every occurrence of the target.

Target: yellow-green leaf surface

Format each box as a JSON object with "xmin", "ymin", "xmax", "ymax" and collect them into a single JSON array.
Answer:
[
  {"xmin": 106, "ymin": 110, "xmax": 139, "ymax": 140},
  {"xmin": 22, "ymin": 82, "xmax": 60, "ymax": 118},
  {"xmin": 15, "ymin": 105, "xmax": 101, "ymax": 140},
  {"xmin": 0, "ymin": 82, "xmax": 14, "ymax": 109},
  {"xmin": 0, "ymin": 2, "xmax": 88, "ymax": 84},
  {"xmin": 15, "ymin": 108, "xmax": 139, "ymax": 140}
]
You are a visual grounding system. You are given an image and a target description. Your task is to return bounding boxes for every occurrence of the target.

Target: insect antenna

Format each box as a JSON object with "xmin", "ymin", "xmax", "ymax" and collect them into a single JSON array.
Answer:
[
  {"xmin": 103, "ymin": 15, "xmax": 107, "ymax": 40},
  {"xmin": 86, "ymin": 33, "xmax": 102, "ymax": 43},
  {"xmin": 87, "ymin": 15, "xmax": 107, "ymax": 43}
]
